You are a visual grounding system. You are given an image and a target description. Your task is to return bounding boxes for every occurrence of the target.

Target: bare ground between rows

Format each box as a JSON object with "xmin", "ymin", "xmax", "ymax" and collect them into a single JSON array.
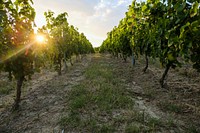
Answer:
[
  {"xmin": 0, "ymin": 54, "xmax": 199, "ymax": 132},
  {"xmin": 114, "ymin": 55, "xmax": 200, "ymax": 132},
  {"xmin": 60, "ymin": 54, "xmax": 186, "ymax": 132},
  {"xmin": 0, "ymin": 56, "xmax": 91, "ymax": 133}
]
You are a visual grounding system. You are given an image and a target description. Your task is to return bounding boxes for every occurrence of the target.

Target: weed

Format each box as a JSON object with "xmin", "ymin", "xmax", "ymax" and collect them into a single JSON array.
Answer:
[
  {"xmin": 82, "ymin": 118, "xmax": 98, "ymax": 132},
  {"xmin": 60, "ymin": 57, "xmax": 135, "ymax": 131},
  {"xmin": 147, "ymin": 117, "xmax": 163, "ymax": 128},
  {"xmin": 0, "ymin": 87, "xmax": 12, "ymax": 95},
  {"xmin": 170, "ymin": 104, "xmax": 182, "ymax": 113},
  {"xmin": 125, "ymin": 124, "xmax": 141, "ymax": 133},
  {"xmin": 160, "ymin": 102, "xmax": 183, "ymax": 113},
  {"xmin": 68, "ymin": 85, "xmax": 90, "ymax": 110},
  {"xmin": 166, "ymin": 117, "xmax": 177, "ymax": 128},
  {"xmin": 186, "ymin": 124, "xmax": 200, "ymax": 133},
  {"xmin": 0, "ymin": 82, "xmax": 14, "ymax": 95},
  {"xmin": 144, "ymin": 88, "xmax": 156, "ymax": 99},
  {"xmin": 99, "ymin": 124, "xmax": 116, "ymax": 133},
  {"xmin": 60, "ymin": 111, "xmax": 81, "ymax": 128}
]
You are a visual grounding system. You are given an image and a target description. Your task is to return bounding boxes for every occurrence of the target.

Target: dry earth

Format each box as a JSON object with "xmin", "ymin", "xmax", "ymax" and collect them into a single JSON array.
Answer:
[
  {"xmin": 0, "ymin": 56, "xmax": 90, "ymax": 133},
  {"xmin": 0, "ymin": 54, "xmax": 199, "ymax": 132}
]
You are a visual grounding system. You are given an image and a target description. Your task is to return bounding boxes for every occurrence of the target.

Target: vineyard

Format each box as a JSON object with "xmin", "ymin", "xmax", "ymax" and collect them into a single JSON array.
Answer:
[
  {"xmin": 0, "ymin": 0, "xmax": 94, "ymax": 110},
  {"xmin": 0, "ymin": 0, "xmax": 200, "ymax": 133},
  {"xmin": 100, "ymin": 0, "xmax": 200, "ymax": 87}
]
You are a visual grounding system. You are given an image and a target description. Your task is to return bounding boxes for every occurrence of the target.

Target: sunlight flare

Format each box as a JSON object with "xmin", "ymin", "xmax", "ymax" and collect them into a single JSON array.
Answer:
[
  {"xmin": 0, "ymin": 41, "xmax": 35, "ymax": 63},
  {"xmin": 36, "ymin": 35, "xmax": 45, "ymax": 43}
]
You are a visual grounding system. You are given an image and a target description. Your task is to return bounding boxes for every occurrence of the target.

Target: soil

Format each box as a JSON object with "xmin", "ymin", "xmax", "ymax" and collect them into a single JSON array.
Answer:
[
  {"xmin": 0, "ymin": 54, "xmax": 199, "ymax": 132},
  {"xmin": 116, "ymin": 55, "xmax": 200, "ymax": 132},
  {"xmin": 0, "ymin": 56, "xmax": 90, "ymax": 133}
]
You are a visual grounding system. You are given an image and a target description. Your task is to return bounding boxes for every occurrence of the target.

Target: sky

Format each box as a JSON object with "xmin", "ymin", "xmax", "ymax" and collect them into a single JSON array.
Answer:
[{"xmin": 32, "ymin": 0, "xmax": 133, "ymax": 47}]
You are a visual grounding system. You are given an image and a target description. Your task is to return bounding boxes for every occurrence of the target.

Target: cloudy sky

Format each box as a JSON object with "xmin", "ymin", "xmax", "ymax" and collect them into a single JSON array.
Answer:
[{"xmin": 32, "ymin": 0, "xmax": 133, "ymax": 47}]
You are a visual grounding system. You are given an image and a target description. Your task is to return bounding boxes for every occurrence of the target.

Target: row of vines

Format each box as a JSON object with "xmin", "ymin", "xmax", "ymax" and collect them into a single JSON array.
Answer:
[
  {"xmin": 100, "ymin": 0, "xmax": 200, "ymax": 87},
  {"xmin": 0, "ymin": 0, "xmax": 94, "ymax": 110}
]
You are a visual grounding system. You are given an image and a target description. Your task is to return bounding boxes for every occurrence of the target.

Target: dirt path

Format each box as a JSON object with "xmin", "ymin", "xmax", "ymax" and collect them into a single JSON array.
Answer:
[
  {"xmin": 57, "ymin": 54, "xmax": 185, "ymax": 132},
  {"xmin": 0, "ymin": 54, "xmax": 199, "ymax": 132},
  {"xmin": 0, "ymin": 56, "xmax": 91, "ymax": 133},
  {"xmin": 115, "ymin": 55, "xmax": 200, "ymax": 132}
]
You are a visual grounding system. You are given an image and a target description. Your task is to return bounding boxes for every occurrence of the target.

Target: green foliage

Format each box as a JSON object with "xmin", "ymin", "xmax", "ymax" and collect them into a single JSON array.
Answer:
[
  {"xmin": 0, "ymin": 0, "xmax": 37, "ymax": 109},
  {"xmin": 100, "ymin": 21, "xmax": 132, "ymax": 60},
  {"xmin": 94, "ymin": 47, "xmax": 100, "ymax": 53},
  {"xmin": 100, "ymin": 0, "xmax": 200, "ymax": 85},
  {"xmin": 43, "ymin": 11, "xmax": 94, "ymax": 74},
  {"xmin": 0, "ymin": 0, "xmax": 94, "ymax": 108},
  {"xmin": 0, "ymin": 0, "xmax": 36, "ymax": 79}
]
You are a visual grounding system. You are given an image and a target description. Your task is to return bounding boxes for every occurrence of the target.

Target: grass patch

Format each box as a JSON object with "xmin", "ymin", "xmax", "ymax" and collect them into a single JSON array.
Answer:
[
  {"xmin": 125, "ymin": 124, "xmax": 141, "ymax": 133},
  {"xmin": 91, "ymin": 83, "xmax": 134, "ymax": 112},
  {"xmin": 186, "ymin": 124, "xmax": 200, "ymax": 133},
  {"xmin": 159, "ymin": 101, "xmax": 183, "ymax": 113},
  {"xmin": 143, "ymin": 87, "xmax": 156, "ymax": 99},
  {"xmin": 146, "ymin": 117, "xmax": 163, "ymax": 130},
  {"xmin": 166, "ymin": 117, "xmax": 177, "ymax": 128},
  {"xmin": 0, "ymin": 87, "xmax": 12, "ymax": 95},
  {"xmin": 0, "ymin": 81, "xmax": 14, "ymax": 95},
  {"xmin": 60, "ymin": 55, "xmax": 177, "ymax": 132},
  {"xmin": 60, "ymin": 57, "xmax": 135, "ymax": 131},
  {"xmin": 60, "ymin": 111, "xmax": 81, "ymax": 128},
  {"xmin": 124, "ymin": 110, "xmax": 164, "ymax": 131},
  {"xmin": 68, "ymin": 85, "xmax": 90, "ymax": 110},
  {"xmin": 99, "ymin": 124, "xmax": 116, "ymax": 132}
]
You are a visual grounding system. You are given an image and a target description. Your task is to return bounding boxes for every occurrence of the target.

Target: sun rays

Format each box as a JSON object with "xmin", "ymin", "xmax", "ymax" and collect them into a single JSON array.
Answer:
[{"xmin": 0, "ymin": 34, "xmax": 46, "ymax": 63}]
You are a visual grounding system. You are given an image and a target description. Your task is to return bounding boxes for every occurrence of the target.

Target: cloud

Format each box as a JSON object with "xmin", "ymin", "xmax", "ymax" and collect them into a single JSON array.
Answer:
[
  {"xmin": 33, "ymin": 0, "xmax": 132, "ymax": 47},
  {"xmin": 118, "ymin": 0, "xmax": 126, "ymax": 5},
  {"xmin": 84, "ymin": 0, "xmax": 131, "ymax": 37}
]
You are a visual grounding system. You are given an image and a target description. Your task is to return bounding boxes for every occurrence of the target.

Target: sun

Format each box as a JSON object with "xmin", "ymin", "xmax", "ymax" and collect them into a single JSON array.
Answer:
[{"xmin": 36, "ymin": 35, "xmax": 45, "ymax": 43}]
